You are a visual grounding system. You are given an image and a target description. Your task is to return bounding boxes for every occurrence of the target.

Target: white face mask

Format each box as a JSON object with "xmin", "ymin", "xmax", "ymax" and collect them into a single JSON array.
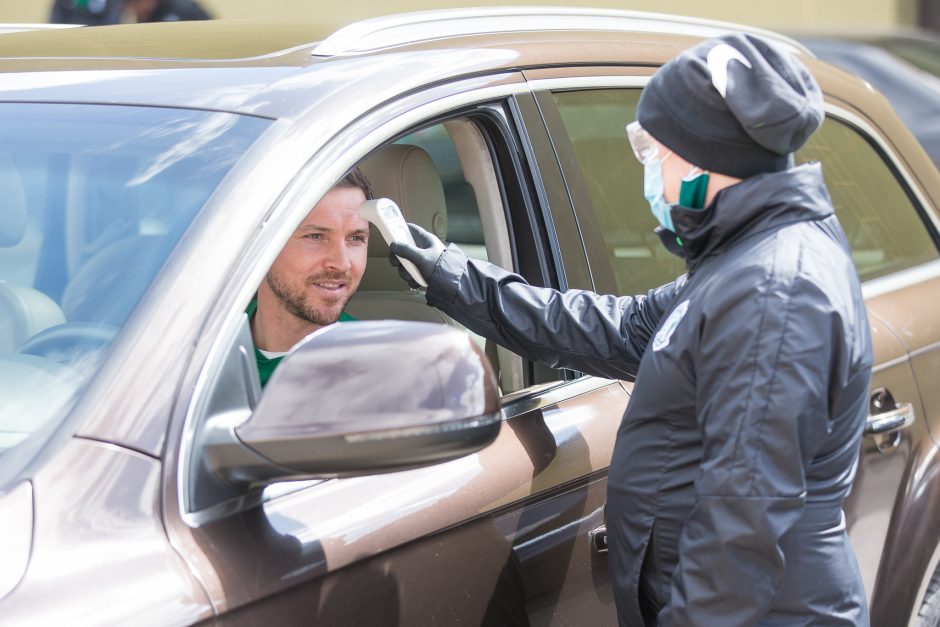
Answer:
[
  {"xmin": 629, "ymin": 121, "xmax": 709, "ymax": 233},
  {"xmin": 643, "ymin": 152, "xmax": 674, "ymax": 232},
  {"xmin": 644, "ymin": 157, "xmax": 711, "ymax": 234}
]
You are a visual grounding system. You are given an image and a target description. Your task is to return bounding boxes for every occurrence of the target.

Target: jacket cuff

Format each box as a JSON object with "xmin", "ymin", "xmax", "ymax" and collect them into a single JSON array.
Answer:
[{"xmin": 427, "ymin": 244, "xmax": 469, "ymax": 306}]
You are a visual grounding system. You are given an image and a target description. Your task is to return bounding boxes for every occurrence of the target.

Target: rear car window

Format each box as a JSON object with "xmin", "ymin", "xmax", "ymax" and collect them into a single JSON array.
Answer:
[
  {"xmin": 796, "ymin": 118, "xmax": 939, "ymax": 281},
  {"xmin": 552, "ymin": 88, "xmax": 684, "ymax": 296},
  {"xmin": 551, "ymin": 87, "xmax": 938, "ymax": 294}
]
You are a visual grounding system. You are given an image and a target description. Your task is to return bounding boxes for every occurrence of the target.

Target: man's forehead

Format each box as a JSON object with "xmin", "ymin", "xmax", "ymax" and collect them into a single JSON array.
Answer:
[{"xmin": 298, "ymin": 187, "xmax": 369, "ymax": 229}]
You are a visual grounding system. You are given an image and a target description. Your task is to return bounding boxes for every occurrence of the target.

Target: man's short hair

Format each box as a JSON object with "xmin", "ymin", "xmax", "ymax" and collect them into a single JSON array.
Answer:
[{"xmin": 337, "ymin": 166, "xmax": 374, "ymax": 201}]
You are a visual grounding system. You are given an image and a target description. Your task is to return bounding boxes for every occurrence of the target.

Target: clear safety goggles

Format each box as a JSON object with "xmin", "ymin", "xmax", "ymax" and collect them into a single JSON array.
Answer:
[{"xmin": 626, "ymin": 121, "xmax": 666, "ymax": 165}]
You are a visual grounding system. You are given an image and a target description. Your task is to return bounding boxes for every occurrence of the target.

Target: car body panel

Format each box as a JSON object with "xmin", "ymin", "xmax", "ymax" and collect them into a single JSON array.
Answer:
[
  {"xmin": 209, "ymin": 476, "xmax": 613, "ymax": 626},
  {"xmin": 0, "ymin": 481, "xmax": 31, "ymax": 599},
  {"xmin": 0, "ymin": 439, "xmax": 211, "ymax": 626},
  {"xmin": 847, "ymin": 311, "xmax": 928, "ymax": 602},
  {"xmin": 0, "ymin": 49, "xmax": 523, "ymax": 122},
  {"xmin": 865, "ymin": 274, "xmax": 940, "ymax": 448},
  {"xmin": 163, "ymin": 379, "xmax": 627, "ymax": 618},
  {"xmin": 869, "ymin": 431, "xmax": 940, "ymax": 627}
]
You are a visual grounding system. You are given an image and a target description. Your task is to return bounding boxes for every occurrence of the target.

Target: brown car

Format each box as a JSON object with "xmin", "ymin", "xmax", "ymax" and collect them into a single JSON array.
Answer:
[{"xmin": 0, "ymin": 8, "xmax": 938, "ymax": 626}]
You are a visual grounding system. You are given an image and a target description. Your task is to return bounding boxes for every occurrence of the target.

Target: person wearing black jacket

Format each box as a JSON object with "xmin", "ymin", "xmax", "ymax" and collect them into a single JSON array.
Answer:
[{"xmin": 389, "ymin": 33, "xmax": 873, "ymax": 627}]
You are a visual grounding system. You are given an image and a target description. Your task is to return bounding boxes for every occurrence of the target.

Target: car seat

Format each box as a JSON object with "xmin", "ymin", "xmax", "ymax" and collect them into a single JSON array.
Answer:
[
  {"xmin": 0, "ymin": 151, "xmax": 66, "ymax": 353},
  {"xmin": 346, "ymin": 143, "xmax": 452, "ymax": 325},
  {"xmin": 347, "ymin": 144, "xmax": 499, "ymax": 365},
  {"xmin": 0, "ymin": 282, "xmax": 66, "ymax": 354},
  {"xmin": 60, "ymin": 235, "xmax": 165, "ymax": 325}
]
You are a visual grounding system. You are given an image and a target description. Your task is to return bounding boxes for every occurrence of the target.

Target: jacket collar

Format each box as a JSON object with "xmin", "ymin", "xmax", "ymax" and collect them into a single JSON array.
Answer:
[{"xmin": 663, "ymin": 163, "xmax": 833, "ymax": 267}]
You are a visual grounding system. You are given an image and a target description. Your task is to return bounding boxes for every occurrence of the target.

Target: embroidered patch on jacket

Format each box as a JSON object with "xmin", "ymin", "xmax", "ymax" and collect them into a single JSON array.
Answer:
[{"xmin": 652, "ymin": 299, "xmax": 690, "ymax": 352}]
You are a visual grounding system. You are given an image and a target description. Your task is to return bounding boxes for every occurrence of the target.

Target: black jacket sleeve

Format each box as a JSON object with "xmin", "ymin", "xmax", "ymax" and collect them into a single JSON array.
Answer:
[{"xmin": 424, "ymin": 245, "xmax": 683, "ymax": 380}]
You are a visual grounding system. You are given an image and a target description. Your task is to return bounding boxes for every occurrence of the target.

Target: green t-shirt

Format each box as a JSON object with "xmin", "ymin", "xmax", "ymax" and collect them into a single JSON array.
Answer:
[{"xmin": 246, "ymin": 299, "xmax": 355, "ymax": 387}]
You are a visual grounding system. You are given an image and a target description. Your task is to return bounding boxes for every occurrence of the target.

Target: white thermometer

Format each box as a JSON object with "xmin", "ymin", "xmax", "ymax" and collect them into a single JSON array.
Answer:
[{"xmin": 359, "ymin": 198, "xmax": 428, "ymax": 287}]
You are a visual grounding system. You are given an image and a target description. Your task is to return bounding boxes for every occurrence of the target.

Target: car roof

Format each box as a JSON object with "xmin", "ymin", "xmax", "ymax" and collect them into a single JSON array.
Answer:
[
  {"xmin": 0, "ymin": 8, "xmax": 820, "ymax": 120},
  {"xmin": 0, "ymin": 8, "xmax": 809, "ymax": 63},
  {"xmin": 0, "ymin": 23, "xmax": 81, "ymax": 34}
]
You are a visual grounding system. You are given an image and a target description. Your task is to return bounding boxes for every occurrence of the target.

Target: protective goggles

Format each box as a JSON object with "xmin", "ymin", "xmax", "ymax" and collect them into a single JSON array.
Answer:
[{"xmin": 626, "ymin": 121, "xmax": 665, "ymax": 165}]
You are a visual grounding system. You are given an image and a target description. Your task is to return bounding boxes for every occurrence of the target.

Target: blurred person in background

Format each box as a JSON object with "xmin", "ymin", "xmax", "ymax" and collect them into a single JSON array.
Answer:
[
  {"xmin": 50, "ymin": 0, "xmax": 123, "ymax": 25},
  {"xmin": 125, "ymin": 0, "xmax": 211, "ymax": 22},
  {"xmin": 50, "ymin": 0, "xmax": 210, "ymax": 24}
]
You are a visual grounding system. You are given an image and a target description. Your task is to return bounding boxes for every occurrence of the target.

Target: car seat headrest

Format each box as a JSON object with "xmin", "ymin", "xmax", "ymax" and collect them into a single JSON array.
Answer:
[
  {"xmin": 0, "ymin": 282, "xmax": 66, "ymax": 353},
  {"xmin": 359, "ymin": 143, "xmax": 447, "ymax": 257},
  {"xmin": 0, "ymin": 152, "xmax": 28, "ymax": 247}
]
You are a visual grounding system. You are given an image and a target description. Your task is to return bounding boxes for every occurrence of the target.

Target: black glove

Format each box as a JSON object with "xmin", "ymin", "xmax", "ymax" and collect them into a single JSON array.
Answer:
[{"xmin": 388, "ymin": 223, "xmax": 446, "ymax": 289}]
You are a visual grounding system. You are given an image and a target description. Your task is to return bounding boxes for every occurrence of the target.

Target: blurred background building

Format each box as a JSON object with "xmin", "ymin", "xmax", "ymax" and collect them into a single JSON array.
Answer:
[{"xmin": 0, "ymin": 0, "xmax": 938, "ymax": 33}]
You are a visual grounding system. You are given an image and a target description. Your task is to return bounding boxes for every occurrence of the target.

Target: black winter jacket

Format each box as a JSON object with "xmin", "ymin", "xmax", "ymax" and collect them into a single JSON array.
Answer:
[{"xmin": 423, "ymin": 164, "xmax": 873, "ymax": 626}]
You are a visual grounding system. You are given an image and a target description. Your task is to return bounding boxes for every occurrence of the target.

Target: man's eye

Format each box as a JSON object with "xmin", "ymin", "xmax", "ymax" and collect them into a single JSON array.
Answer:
[
  {"xmin": 304, "ymin": 233, "xmax": 323, "ymax": 240},
  {"xmin": 350, "ymin": 235, "xmax": 367, "ymax": 243}
]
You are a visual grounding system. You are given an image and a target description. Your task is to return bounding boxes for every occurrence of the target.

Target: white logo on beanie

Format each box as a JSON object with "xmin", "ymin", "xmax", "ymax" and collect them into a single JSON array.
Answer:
[{"xmin": 707, "ymin": 43, "xmax": 753, "ymax": 98}]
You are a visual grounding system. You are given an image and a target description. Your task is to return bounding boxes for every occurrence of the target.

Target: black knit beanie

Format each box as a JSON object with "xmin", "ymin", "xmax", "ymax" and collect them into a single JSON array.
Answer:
[{"xmin": 637, "ymin": 33, "xmax": 824, "ymax": 179}]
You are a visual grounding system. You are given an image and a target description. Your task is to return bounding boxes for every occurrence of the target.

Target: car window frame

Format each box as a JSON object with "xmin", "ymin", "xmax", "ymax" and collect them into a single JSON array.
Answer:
[
  {"xmin": 824, "ymin": 103, "xmax": 940, "ymax": 297},
  {"xmin": 525, "ymin": 74, "xmax": 940, "ymax": 299},
  {"xmin": 154, "ymin": 76, "xmax": 638, "ymax": 618},
  {"xmin": 171, "ymin": 74, "xmax": 597, "ymax": 525}
]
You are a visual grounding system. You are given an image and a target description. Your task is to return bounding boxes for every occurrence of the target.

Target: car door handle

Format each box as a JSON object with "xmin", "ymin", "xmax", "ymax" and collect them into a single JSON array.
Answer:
[
  {"xmin": 865, "ymin": 402, "xmax": 915, "ymax": 435},
  {"xmin": 865, "ymin": 388, "xmax": 915, "ymax": 452},
  {"xmin": 590, "ymin": 525, "xmax": 608, "ymax": 554}
]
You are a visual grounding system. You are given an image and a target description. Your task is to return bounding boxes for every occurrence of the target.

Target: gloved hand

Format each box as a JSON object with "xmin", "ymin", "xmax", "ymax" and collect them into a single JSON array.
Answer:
[{"xmin": 389, "ymin": 223, "xmax": 446, "ymax": 289}]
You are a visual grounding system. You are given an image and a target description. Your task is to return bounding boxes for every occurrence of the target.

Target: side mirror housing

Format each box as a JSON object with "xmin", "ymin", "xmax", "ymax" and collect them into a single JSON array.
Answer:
[{"xmin": 195, "ymin": 320, "xmax": 500, "ymax": 508}]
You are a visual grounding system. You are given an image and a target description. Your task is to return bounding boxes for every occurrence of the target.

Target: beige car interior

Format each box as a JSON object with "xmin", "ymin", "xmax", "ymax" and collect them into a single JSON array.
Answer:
[
  {"xmin": 0, "ymin": 151, "xmax": 65, "ymax": 354},
  {"xmin": 346, "ymin": 118, "xmax": 525, "ymax": 394},
  {"xmin": 0, "ymin": 151, "xmax": 82, "ymax": 445}
]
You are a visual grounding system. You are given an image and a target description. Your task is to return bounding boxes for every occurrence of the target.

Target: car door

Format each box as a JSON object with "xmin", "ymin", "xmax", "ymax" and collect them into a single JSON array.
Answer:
[
  {"xmin": 160, "ymin": 78, "xmax": 628, "ymax": 625},
  {"xmin": 525, "ymin": 70, "xmax": 940, "ymax": 625}
]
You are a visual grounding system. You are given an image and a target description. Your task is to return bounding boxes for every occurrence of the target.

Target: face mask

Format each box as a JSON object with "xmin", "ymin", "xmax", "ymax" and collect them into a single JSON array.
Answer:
[
  {"xmin": 643, "ymin": 153, "xmax": 674, "ymax": 232},
  {"xmin": 644, "ymin": 159, "xmax": 712, "ymax": 232},
  {"xmin": 679, "ymin": 168, "xmax": 710, "ymax": 209}
]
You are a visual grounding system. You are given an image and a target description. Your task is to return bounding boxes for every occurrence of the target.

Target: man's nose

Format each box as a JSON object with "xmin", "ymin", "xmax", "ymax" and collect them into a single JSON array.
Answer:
[{"xmin": 323, "ymin": 239, "xmax": 352, "ymax": 271}]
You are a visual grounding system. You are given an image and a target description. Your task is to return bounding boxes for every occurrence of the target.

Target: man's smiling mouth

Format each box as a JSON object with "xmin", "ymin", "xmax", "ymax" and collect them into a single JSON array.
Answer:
[{"xmin": 313, "ymin": 280, "xmax": 346, "ymax": 290}]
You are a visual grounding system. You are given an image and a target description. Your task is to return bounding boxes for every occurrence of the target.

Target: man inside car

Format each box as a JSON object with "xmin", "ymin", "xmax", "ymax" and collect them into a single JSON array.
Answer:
[{"xmin": 248, "ymin": 168, "xmax": 373, "ymax": 386}]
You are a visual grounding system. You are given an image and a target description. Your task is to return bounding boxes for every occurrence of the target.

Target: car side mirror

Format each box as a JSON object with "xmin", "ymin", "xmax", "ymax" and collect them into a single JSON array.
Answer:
[{"xmin": 191, "ymin": 319, "xmax": 500, "ymax": 513}]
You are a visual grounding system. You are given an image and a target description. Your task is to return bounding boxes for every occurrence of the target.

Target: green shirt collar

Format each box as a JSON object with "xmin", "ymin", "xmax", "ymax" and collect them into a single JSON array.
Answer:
[{"xmin": 247, "ymin": 299, "xmax": 355, "ymax": 387}]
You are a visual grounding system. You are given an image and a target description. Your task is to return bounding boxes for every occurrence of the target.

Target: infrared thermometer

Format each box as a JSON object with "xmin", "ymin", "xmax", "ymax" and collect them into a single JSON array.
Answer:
[{"xmin": 359, "ymin": 198, "xmax": 428, "ymax": 288}]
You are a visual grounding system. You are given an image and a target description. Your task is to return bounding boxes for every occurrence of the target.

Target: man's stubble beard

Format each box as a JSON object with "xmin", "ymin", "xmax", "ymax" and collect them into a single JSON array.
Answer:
[{"xmin": 265, "ymin": 268, "xmax": 351, "ymax": 328}]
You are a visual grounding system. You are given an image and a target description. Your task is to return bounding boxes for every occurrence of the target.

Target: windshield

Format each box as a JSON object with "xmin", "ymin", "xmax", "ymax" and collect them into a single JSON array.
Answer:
[{"xmin": 0, "ymin": 103, "xmax": 270, "ymax": 463}]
